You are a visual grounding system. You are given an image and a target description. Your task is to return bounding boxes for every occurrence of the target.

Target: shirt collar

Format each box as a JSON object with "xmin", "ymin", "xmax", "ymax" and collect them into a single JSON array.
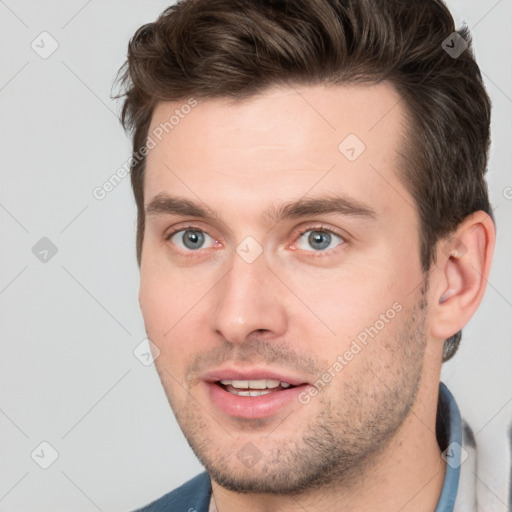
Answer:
[{"xmin": 434, "ymin": 382, "xmax": 463, "ymax": 511}]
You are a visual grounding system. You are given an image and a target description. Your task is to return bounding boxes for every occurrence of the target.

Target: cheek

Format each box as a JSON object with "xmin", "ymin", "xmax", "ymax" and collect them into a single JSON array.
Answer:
[
  {"xmin": 139, "ymin": 260, "xmax": 207, "ymax": 331},
  {"xmin": 283, "ymin": 261, "xmax": 399, "ymax": 341},
  {"xmin": 139, "ymin": 267, "xmax": 209, "ymax": 371},
  {"xmin": 139, "ymin": 273, "xmax": 169, "ymax": 337}
]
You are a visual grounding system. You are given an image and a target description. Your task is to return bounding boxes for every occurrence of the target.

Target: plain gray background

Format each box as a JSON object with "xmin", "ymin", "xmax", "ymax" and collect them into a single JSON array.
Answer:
[{"xmin": 1, "ymin": 1, "xmax": 511, "ymax": 511}]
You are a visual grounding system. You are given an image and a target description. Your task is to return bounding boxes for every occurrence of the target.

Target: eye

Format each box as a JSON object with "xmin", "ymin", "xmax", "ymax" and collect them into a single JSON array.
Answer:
[
  {"xmin": 167, "ymin": 227, "xmax": 216, "ymax": 251},
  {"xmin": 294, "ymin": 227, "xmax": 345, "ymax": 253}
]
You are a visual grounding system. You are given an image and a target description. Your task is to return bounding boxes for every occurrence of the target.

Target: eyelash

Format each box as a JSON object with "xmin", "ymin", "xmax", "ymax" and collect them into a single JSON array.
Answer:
[
  {"xmin": 292, "ymin": 225, "xmax": 346, "ymax": 257},
  {"xmin": 164, "ymin": 223, "xmax": 347, "ymax": 258}
]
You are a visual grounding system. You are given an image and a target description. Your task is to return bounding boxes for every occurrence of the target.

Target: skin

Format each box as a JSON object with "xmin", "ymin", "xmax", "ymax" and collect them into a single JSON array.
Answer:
[{"xmin": 138, "ymin": 83, "xmax": 495, "ymax": 511}]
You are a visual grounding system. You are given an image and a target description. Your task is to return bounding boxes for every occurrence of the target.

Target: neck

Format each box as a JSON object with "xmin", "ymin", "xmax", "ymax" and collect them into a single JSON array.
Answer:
[{"xmin": 210, "ymin": 380, "xmax": 446, "ymax": 512}]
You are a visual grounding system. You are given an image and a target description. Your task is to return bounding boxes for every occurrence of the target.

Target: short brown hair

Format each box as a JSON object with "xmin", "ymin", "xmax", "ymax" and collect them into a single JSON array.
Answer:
[{"xmin": 115, "ymin": 0, "xmax": 493, "ymax": 361}]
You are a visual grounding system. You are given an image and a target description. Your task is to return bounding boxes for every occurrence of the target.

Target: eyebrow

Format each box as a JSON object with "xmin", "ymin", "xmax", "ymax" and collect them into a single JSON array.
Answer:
[{"xmin": 145, "ymin": 192, "xmax": 377, "ymax": 226}]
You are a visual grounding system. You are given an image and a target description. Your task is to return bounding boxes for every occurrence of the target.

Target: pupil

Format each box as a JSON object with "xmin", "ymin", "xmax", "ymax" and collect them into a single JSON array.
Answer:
[
  {"xmin": 308, "ymin": 231, "xmax": 331, "ymax": 250},
  {"xmin": 183, "ymin": 230, "xmax": 204, "ymax": 249}
]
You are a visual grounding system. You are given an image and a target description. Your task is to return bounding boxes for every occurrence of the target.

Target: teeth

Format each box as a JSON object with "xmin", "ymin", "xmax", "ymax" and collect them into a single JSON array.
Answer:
[
  {"xmin": 228, "ymin": 389, "xmax": 274, "ymax": 397},
  {"xmin": 219, "ymin": 379, "xmax": 290, "ymax": 389}
]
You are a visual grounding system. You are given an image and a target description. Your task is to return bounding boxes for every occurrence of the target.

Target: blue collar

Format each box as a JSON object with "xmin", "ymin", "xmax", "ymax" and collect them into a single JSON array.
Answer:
[{"xmin": 434, "ymin": 382, "xmax": 462, "ymax": 511}]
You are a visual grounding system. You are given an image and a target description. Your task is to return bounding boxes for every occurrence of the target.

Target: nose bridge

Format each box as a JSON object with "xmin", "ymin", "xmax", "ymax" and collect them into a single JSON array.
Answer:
[{"xmin": 209, "ymin": 246, "xmax": 287, "ymax": 342}]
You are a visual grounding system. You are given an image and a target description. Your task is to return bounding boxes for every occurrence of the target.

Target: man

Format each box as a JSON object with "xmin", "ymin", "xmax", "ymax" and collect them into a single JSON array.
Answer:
[{"xmin": 115, "ymin": 0, "xmax": 497, "ymax": 510}]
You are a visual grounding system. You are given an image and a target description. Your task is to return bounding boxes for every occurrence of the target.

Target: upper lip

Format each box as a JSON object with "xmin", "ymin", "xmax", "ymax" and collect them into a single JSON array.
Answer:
[{"xmin": 202, "ymin": 367, "xmax": 309, "ymax": 386}]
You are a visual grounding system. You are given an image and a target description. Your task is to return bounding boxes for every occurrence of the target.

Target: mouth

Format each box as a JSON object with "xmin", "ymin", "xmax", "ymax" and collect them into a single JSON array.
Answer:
[
  {"xmin": 202, "ymin": 369, "xmax": 311, "ymax": 419},
  {"xmin": 215, "ymin": 378, "xmax": 296, "ymax": 396}
]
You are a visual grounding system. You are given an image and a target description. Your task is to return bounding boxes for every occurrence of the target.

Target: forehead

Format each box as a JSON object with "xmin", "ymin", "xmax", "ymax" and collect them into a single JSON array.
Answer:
[{"xmin": 144, "ymin": 83, "xmax": 410, "ymax": 220}]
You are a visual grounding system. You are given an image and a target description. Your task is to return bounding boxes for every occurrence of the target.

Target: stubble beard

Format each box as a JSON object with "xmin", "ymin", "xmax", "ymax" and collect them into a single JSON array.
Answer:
[{"xmin": 162, "ymin": 286, "xmax": 428, "ymax": 496}]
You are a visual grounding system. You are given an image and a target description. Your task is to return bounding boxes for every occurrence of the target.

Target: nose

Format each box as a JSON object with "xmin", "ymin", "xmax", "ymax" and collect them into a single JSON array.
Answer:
[{"xmin": 209, "ymin": 248, "xmax": 288, "ymax": 344}]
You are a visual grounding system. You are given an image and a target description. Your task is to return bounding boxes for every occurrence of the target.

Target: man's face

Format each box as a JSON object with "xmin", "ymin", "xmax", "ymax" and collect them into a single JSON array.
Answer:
[{"xmin": 140, "ymin": 84, "xmax": 430, "ymax": 493}]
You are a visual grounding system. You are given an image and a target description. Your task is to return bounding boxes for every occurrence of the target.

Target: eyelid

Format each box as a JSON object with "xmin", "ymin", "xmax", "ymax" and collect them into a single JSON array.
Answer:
[
  {"xmin": 164, "ymin": 222, "xmax": 212, "ymax": 241},
  {"xmin": 289, "ymin": 224, "xmax": 347, "ymax": 254},
  {"xmin": 164, "ymin": 222, "xmax": 348, "ymax": 255},
  {"xmin": 164, "ymin": 223, "xmax": 221, "ymax": 255}
]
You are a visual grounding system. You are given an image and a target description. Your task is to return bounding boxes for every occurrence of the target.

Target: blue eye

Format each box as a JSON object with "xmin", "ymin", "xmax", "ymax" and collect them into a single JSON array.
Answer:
[
  {"xmin": 165, "ymin": 225, "xmax": 345, "ymax": 256},
  {"xmin": 168, "ymin": 229, "xmax": 215, "ymax": 251},
  {"xmin": 296, "ymin": 229, "xmax": 345, "ymax": 252}
]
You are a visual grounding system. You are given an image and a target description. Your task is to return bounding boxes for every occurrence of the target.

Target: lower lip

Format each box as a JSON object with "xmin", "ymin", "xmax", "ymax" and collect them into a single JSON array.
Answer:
[{"xmin": 205, "ymin": 382, "xmax": 310, "ymax": 419}]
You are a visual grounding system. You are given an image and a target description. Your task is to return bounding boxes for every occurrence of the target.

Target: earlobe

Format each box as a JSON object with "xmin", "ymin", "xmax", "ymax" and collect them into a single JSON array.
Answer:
[{"xmin": 430, "ymin": 211, "xmax": 495, "ymax": 340}]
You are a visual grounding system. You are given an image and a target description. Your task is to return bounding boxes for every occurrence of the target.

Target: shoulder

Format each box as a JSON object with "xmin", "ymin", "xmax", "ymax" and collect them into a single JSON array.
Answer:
[
  {"xmin": 456, "ymin": 417, "xmax": 512, "ymax": 511},
  {"xmin": 133, "ymin": 471, "xmax": 211, "ymax": 512}
]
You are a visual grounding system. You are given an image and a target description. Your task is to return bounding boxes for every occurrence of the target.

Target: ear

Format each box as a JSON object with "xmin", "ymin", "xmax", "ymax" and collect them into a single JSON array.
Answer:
[{"xmin": 429, "ymin": 210, "xmax": 495, "ymax": 341}]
